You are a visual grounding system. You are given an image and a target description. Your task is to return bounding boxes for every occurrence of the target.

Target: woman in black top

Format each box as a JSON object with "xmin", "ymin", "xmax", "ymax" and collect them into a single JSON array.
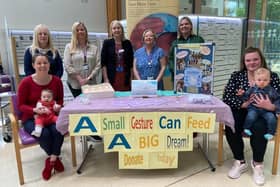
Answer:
[{"xmin": 101, "ymin": 20, "xmax": 134, "ymax": 91}]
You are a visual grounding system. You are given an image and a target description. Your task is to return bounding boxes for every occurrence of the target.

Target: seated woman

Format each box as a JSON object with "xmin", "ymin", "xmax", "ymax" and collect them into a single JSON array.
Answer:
[
  {"xmin": 223, "ymin": 47, "xmax": 280, "ymax": 186},
  {"xmin": 133, "ymin": 29, "xmax": 167, "ymax": 90},
  {"xmin": 18, "ymin": 53, "xmax": 64, "ymax": 181}
]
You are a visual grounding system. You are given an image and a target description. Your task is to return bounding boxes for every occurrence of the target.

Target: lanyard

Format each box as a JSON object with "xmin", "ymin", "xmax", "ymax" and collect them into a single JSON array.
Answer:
[
  {"xmin": 147, "ymin": 52, "xmax": 153, "ymax": 68},
  {"xmin": 82, "ymin": 47, "xmax": 87, "ymax": 64}
]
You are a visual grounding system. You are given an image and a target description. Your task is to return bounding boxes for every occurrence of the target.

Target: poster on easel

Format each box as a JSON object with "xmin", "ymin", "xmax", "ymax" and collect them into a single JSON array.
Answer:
[{"xmin": 174, "ymin": 43, "xmax": 215, "ymax": 95}]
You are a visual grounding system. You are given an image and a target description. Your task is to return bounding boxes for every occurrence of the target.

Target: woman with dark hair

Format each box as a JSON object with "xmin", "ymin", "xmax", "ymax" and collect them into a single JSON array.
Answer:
[
  {"xmin": 18, "ymin": 54, "xmax": 65, "ymax": 180},
  {"xmin": 223, "ymin": 46, "xmax": 280, "ymax": 185}
]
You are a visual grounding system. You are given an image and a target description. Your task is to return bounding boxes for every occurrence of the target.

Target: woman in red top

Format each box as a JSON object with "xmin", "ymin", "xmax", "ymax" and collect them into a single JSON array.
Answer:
[{"xmin": 18, "ymin": 53, "xmax": 64, "ymax": 181}]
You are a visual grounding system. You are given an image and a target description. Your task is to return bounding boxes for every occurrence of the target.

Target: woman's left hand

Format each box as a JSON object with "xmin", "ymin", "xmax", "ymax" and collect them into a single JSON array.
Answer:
[
  {"xmin": 253, "ymin": 94, "xmax": 275, "ymax": 111},
  {"xmin": 79, "ymin": 78, "xmax": 89, "ymax": 86}
]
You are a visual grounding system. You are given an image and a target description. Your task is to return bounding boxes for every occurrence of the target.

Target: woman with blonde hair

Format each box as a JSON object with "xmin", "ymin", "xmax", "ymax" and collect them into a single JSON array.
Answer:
[
  {"xmin": 64, "ymin": 21, "xmax": 101, "ymax": 97},
  {"xmin": 133, "ymin": 29, "xmax": 167, "ymax": 90},
  {"xmin": 24, "ymin": 24, "xmax": 63, "ymax": 78},
  {"xmin": 101, "ymin": 20, "xmax": 134, "ymax": 91},
  {"xmin": 168, "ymin": 17, "xmax": 204, "ymax": 83}
]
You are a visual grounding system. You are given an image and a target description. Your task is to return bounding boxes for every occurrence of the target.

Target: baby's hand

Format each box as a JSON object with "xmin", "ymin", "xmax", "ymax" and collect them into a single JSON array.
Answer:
[
  {"xmin": 53, "ymin": 104, "xmax": 61, "ymax": 112},
  {"xmin": 42, "ymin": 106, "xmax": 51, "ymax": 114},
  {"xmin": 236, "ymin": 89, "xmax": 245, "ymax": 96}
]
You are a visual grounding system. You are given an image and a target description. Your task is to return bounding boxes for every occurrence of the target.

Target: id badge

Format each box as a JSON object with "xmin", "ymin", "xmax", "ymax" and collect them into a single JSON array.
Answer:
[
  {"xmin": 116, "ymin": 65, "xmax": 124, "ymax": 72},
  {"xmin": 83, "ymin": 64, "xmax": 89, "ymax": 71}
]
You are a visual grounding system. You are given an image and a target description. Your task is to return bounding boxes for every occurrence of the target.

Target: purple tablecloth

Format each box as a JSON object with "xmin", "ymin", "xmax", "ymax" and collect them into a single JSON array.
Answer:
[{"xmin": 57, "ymin": 94, "xmax": 235, "ymax": 135}]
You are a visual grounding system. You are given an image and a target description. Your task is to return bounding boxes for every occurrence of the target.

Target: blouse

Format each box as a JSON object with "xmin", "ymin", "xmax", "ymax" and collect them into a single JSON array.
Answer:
[
  {"xmin": 223, "ymin": 70, "xmax": 280, "ymax": 110},
  {"xmin": 134, "ymin": 46, "xmax": 165, "ymax": 80},
  {"xmin": 64, "ymin": 43, "xmax": 101, "ymax": 89}
]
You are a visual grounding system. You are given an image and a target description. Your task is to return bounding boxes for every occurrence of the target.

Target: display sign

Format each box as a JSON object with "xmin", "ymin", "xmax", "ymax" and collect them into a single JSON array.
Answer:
[
  {"xmin": 126, "ymin": 0, "xmax": 178, "ymax": 37},
  {"xmin": 69, "ymin": 111, "xmax": 216, "ymax": 169},
  {"xmin": 174, "ymin": 43, "xmax": 215, "ymax": 95},
  {"xmin": 131, "ymin": 80, "xmax": 158, "ymax": 97}
]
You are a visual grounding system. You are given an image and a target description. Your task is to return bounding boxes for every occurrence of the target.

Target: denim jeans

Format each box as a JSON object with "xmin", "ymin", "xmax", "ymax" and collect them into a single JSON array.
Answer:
[{"xmin": 244, "ymin": 108, "xmax": 277, "ymax": 135}]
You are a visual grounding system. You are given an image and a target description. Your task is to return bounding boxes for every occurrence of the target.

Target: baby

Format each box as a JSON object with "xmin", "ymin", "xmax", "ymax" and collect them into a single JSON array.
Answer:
[
  {"xmin": 237, "ymin": 68, "xmax": 280, "ymax": 140},
  {"xmin": 32, "ymin": 89, "xmax": 61, "ymax": 137}
]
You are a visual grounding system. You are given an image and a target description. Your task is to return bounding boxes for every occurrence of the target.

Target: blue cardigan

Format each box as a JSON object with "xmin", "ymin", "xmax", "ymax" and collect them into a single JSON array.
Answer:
[{"xmin": 24, "ymin": 47, "xmax": 64, "ymax": 78}]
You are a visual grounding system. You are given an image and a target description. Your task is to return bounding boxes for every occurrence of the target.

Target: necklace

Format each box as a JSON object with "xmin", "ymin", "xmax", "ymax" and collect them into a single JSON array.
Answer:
[{"xmin": 32, "ymin": 74, "xmax": 51, "ymax": 85}]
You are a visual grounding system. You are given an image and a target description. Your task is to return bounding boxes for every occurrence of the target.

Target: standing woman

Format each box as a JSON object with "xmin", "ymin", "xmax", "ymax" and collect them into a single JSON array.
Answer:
[
  {"xmin": 133, "ymin": 29, "xmax": 167, "ymax": 90},
  {"xmin": 223, "ymin": 47, "xmax": 280, "ymax": 185},
  {"xmin": 18, "ymin": 54, "xmax": 65, "ymax": 181},
  {"xmin": 24, "ymin": 24, "xmax": 63, "ymax": 78},
  {"xmin": 64, "ymin": 21, "xmax": 101, "ymax": 97},
  {"xmin": 101, "ymin": 20, "xmax": 134, "ymax": 91},
  {"xmin": 168, "ymin": 16, "xmax": 204, "ymax": 82}
]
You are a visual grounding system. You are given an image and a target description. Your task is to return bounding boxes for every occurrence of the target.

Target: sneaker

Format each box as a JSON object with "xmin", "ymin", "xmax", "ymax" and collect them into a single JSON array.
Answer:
[
  {"xmin": 244, "ymin": 129, "xmax": 252, "ymax": 136},
  {"xmin": 228, "ymin": 160, "xmax": 248, "ymax": 179},
  {"xmin": 264, "ymin": 133, "xmax": 274, "ymax": 140},
  {"xmin": 251, "ymin": 160, "xmax": 265, "ymax": 186}
]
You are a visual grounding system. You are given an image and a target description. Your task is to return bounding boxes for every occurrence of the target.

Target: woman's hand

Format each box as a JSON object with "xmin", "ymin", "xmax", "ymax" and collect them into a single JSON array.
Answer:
[
  {"xmin": 79, "ymin": 78, "xmax": 89, "ymax": 86},
  {"xmin": 253, "ymin": 94, "xmax": 275, "ymax": 111},
  {"xmin": 76, "ymin": 75, "xmax": 89, "ymax": 86}
]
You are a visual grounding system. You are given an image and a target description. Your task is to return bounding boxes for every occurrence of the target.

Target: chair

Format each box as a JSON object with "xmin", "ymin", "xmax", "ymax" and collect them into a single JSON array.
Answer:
[
  {"xmin": 0, "ymin": 74, "xmax": 13, "ymax": 142},
  {"xmin": 217, "ymin": 116, "xmax": 280, "ymax": 175},
  {"xmin": 9, "ymin": 94, "xmax": 77, "ymax": 185}
]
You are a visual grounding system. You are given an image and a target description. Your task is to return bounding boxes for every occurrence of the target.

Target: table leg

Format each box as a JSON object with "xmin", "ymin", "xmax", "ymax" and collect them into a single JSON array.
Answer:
[
  {"xmin": 198, "ymin": 133, "xmax": 216, "ymax": 172},
  {"xmin": 76, "ymin": 136, "xmax": 94, "ymax": 174}
]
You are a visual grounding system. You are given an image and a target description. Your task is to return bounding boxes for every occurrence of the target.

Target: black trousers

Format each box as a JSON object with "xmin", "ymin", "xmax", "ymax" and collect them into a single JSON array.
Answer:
[
  {"xmin": 225, "ymin": 109, "xmax": 268, "ymax": 162},
  {"xmin": 67, "ymin": 83, "xmax": 82, "ymax": 98}
]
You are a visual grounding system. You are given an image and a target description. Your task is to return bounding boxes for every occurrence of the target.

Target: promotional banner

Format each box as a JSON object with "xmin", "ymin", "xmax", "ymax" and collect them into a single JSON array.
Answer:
[
  {"xmin": 126, "ymin": 0, "xmax": 179, "ymax": 38},
  {"xmin": 174, "ymin": 43, "xmax": 215, "ymax": 94},
  {"xmin": 69, "ymin": 111, "xmax": 216, "ymax": 169},
  {"xmin": 119, "ymin": 151, "xmax": 178, "ymax": 169}
]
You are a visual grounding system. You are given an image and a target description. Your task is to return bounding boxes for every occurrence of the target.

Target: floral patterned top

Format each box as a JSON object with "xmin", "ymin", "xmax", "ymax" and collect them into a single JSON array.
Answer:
[
  {"xmin": 134, "ymin": 46, "xmax": 165, "ymax": 90},
  {"xmin": 223, "ymin": 70, "xmax": 280, "ymax": 110}
]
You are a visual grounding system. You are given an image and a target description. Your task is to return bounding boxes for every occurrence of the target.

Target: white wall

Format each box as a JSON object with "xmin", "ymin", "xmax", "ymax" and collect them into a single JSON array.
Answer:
[
  {"xmin": 0, "ymin": 0, "xmax": 107, "ymax": 31},
  {"xmin": 0, "ymin": 0, "xmax": 107, "ymax": 72}
]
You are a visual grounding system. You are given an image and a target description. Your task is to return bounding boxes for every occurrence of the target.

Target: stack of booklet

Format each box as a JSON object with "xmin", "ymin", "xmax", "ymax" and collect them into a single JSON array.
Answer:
[{"xmin": 81, "ymin": 83, "xmax": 115, "ymax": 98}]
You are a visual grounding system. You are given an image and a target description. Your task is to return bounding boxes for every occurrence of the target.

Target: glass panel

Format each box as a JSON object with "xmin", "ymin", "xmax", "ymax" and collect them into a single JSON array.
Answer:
[
  {"xmin": 248, "ymin": 0, "xmax": 280, "ymax": 76},
  {"xmin": 179, "ymin": 0, "xmax": 193, "ymax": 14},
  {"xmin": 224, "ymin": 0, "xmax": 247, "ymax": 17},
  {"xmin": 201, "ymin": 0, "xmax": 224, "ymax": 16},
  {"xmin": 199, "ymin": 0, "xmax": 247, "ymax": 17}
]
